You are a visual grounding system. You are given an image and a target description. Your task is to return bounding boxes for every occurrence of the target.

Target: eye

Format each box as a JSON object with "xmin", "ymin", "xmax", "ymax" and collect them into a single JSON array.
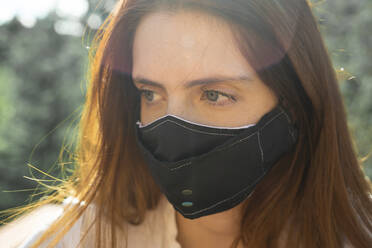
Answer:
[
  {"xmin": 138, "ymin": 89, "xmax": 161, "ymax": 105},
  {"xmin": 200, "ymin": 89, "xmax": 237, "ymax": 106},
  {"xmin": 137, "ymin": 88, "xmax": 237, "ymax": 107}
]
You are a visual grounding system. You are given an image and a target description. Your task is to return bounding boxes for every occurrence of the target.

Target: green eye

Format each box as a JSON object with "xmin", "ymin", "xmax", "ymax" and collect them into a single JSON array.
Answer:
[
  {"xmin": 205, "ymin": 91, "xmax": 219, "ymax": 101},
  {"xmin": 138, "ymin": 88, "xmax": 237, "ymax": 107},
  {"xmin": 139, "ymin": 89, "xmax": 156, "ymax": 103},
  {"xmin": 201, "ymin": 90, "xmax": 236, "ymax": 106}
]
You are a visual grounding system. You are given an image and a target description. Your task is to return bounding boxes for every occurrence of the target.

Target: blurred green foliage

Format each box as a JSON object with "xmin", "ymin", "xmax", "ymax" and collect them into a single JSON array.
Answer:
[
  {"xmin": 312, "ymin": 0, "xmax": 372, "ymax": 178},
  {"xmin": 0, "ymin": 14, "xmax": 87, "ymax": 212},
  {"xmin": 0, "ymin": 0, "xmax": 371, "ymax": 219}
]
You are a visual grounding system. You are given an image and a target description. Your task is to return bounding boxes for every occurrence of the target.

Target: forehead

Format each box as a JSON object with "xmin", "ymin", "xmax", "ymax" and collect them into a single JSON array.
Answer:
[{"xmin": 132, "ymin": 10, "xmax": 255, "ymax": 84}]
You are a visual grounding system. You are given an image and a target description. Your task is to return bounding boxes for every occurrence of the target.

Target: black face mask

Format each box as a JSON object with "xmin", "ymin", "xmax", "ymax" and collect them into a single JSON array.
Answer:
[{"xmin": 134, "ymin": 102, "xmax": 299, "ymax": 219}]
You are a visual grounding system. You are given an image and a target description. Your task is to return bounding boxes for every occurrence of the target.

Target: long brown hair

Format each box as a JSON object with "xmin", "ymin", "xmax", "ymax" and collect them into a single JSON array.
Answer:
[{"xmin": 17, "ymin": 0, "xmax": 372, "ymax": 247}]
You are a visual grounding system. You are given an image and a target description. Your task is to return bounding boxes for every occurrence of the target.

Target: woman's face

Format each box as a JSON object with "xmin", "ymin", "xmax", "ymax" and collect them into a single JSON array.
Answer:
[{"xmin": 132, "ymin": 10, "xmax": 277, "ymax": 127}]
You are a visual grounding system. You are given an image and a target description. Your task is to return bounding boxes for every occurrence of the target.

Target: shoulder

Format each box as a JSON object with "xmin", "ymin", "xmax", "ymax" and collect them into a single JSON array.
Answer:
[
  {"xmin": 0, "ymin": 204, "xmax": 64, "ymax": 248},
  {"xmin": 0, "ymin": 195, "xmax": 179, "ymax": 248},
  {"xmin": 0, "ymin": 197, "xmax": 85, "ymax": 248}
]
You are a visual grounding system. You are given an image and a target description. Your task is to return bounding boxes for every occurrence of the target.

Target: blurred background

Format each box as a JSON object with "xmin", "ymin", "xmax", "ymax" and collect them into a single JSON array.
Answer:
[{"xmin": 0, "ymin": 0, "xmax": 371, "ymax": 222}]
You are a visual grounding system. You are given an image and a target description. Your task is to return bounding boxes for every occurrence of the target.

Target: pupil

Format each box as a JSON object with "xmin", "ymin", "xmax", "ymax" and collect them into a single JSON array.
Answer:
[
  {"xmin": 207, "ymin": 91, "xmax": 218, "ymax": 101},
  {"xmin": 145, "ymin": 91, "xmax": 153, "ymax": 101}
]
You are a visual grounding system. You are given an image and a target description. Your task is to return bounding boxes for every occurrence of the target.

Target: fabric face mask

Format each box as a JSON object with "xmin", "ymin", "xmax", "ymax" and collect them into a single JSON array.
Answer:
[{"xmin": 134, "ymin": 103, "xmax": 299, "ymax": 219}]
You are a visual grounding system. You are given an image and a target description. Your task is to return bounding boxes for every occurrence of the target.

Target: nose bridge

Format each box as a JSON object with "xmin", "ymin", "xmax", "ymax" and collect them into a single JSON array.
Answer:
[{"xmin": 166, "ymin": 95, "xmax": 187, "ymax": 117}]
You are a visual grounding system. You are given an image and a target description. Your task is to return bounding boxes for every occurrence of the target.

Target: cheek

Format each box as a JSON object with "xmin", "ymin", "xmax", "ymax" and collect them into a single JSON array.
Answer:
[
  {"xmin": 234, "ymin": 90, "xmax": 277, "ymax": 124},
  {"xmin": 139, "ymin": 101, "xmax": 167, "ymax": 125},
  {"xmin": 140, "ymin": 106, "xmax": 155, "ymax": 126},
  {"xmin": 255, "ymin": 85, "xmax": 278, "ymax": 110}
]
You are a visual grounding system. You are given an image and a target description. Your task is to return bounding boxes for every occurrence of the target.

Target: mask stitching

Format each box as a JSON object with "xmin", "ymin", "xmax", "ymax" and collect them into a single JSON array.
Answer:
[
  {"xmin": 141, "ymin": 109, "xmax": 283, "ymax": 136},
  {"xmin": 260, "ymin": 111, "xmax": 284, "ymax": 131},
  {"xmin": 257, "ymin": 130, "xmax": 264, "ymax": 166},
  {"xmin": 287, "ymin": 126, "xmax": 296, "ymax": 144},
  {"xmin": 168, "ymin": 132, "xmax": 258, "ymax": 171},
  {"xmin": 215, "ymin": 131, "xmax": 258, "ymax": 152},
  {"xmin": 281, "ymin": 110, "xmax": 297, "ymax": 142},
  {"xmin": 168, "ymin": 111, "xmax": 285, "ymax": 171},
  {"xmin": 141, "ymin": 120, "xmax": 237, "ymax": 136},
  {"xmin": 174, "ymin": 167, "xmax": 267, "ymax": 216},
  {"xmin": 216, "ymin": 111, "xmax": 284, "ymax": 151},
  {"xmin": 170, "ymin": 162, "xmax": 192, "ymax": 171},
  {"xmin": 138, "ymin": 114, "xmax": 256, "ymax": 129},
  {"xmin": 281, "ymin": 107, "xmax": 291, "ymax": 123}
]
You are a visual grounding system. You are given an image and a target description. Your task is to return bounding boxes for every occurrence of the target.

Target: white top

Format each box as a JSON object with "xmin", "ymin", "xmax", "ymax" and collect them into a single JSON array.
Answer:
[
  {"xmin": 18, "ymin": 195, "xmax": 182, "ymax": 248},
  {"xmin": 6, "ymin": 192, "xmax": 369, "ymax": 247}
]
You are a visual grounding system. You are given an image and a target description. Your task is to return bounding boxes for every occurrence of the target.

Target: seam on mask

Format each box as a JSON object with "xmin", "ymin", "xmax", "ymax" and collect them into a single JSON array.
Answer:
[
  {"xmin": 138, "ymin": 114, "xmax": 256, "ymax": 129},
  {"xmin": 169, "ymin": 132, "xmax": 258, "ymax": 172},
  {"xmin": 174, "ymin": 168, "xmax": 267, "ymax": 216},
  {"xmin": 170, "ymin": 111, "xmax": 287, "ymax": 216},
  {"xmin": 141, "ymin": 120, "xmax": 236, "ymax": 136},
  {"xmin": 205, "ymin": 111, "xmax": 284, "ymax": 154},
  {"xmin": 281, "ymin": 109, "xmax": 296, "ymax": 142},
  {"xmin": 281, "ymin": 107, "xmax": 291, "ymax": 123},
  {"xmin": 257, "ymin": 130, "xmax": 264, "ymax": 165},
  {"xmin": 260, "ymin": 111, "xmax": 284, "ymax": 131},
  {"xmin": 168, "ymin": 111, "xmax": 285, "ymax": 172},
  {"xmin": 215, "ymin": 112, "xmax": 284, "ymax": 152},
  {"xmin": 170, "ymin": 131, "xmax": 262, "ymax": 171},
  {"xmin": 214, "ymin": 132, "xmax": 258, "ymax": 152},
  {"xmin": 170, "ymin": 161, "xmax": 192, "ymax": 171}
]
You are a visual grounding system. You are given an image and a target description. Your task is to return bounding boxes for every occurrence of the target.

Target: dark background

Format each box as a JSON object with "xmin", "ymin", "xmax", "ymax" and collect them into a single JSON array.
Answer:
[{"xmin": 0, "ymin": 0, "xmax": 371, "ymax": 220}]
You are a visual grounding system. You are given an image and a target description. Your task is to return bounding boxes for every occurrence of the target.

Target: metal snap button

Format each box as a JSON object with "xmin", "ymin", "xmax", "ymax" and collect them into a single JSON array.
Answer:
[
  {"xmin": 181, "ymin": 189, "xmax": 193, "ymax": 195},
  {"xmin": 182, "ymin": 201, "xmax": 194, "ymax": 207}
]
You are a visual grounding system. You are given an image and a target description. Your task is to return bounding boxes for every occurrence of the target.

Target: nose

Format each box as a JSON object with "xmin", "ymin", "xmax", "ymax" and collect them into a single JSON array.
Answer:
[{"xmin": 165, "ymin": 97, "xmax": 188, "ymax": 118}]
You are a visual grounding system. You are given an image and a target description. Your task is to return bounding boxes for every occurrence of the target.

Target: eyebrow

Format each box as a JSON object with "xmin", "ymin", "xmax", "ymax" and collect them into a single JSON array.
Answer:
[{"xmin": 132, "ymin": 75, "xmax": 254, "ymax": 90}]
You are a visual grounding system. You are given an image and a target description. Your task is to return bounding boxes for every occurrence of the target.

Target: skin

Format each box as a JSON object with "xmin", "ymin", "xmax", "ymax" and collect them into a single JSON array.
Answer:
[{"xmin": 132, "ymin": 10, "xmax": 278, "ymax": 248}]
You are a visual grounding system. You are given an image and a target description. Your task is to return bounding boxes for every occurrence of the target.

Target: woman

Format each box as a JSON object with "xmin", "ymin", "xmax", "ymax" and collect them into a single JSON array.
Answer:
[{"xmin": 2, "ymin": 0, "xmax": 372, "ymax": 247}]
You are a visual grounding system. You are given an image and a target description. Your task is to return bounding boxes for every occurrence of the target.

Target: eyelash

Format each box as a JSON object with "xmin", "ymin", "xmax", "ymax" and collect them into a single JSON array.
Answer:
[
  {"xmin": 137, "ymin": 89, "xmax": 237, "ymax": 107},
  {"xmin": 200, "ymin": 89, "xmax": 237, "ymax": 106}
]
